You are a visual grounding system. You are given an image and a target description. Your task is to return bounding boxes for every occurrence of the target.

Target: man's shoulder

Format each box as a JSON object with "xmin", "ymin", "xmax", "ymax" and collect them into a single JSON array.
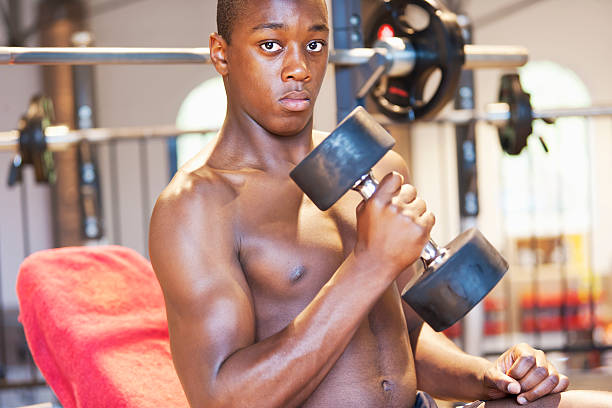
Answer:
[{"xmin": 152, "ymin": 164, "xmax": 237, "ymax": 229}]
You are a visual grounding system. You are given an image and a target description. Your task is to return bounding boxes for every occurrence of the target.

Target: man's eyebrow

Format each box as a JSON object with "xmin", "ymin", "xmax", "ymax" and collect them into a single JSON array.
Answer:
[
  {"xmin": 309, "ymin": 23, "xmax": 329, "ymax": 32},
  {"xmin": 251, "ymin": 22, "xmax": 330, "ymax": 32},
  {"xmin": 252, "ymin": 23, "xmax": 286, "ymax": 31}
]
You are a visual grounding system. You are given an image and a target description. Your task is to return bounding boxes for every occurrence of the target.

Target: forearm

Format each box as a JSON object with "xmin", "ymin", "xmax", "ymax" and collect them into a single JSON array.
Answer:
[
  {"xmin": 411, "ymin": 323, "xmax": 493, "ymax": 401},
  {"xmin": 210, "ymin": 251, "xmax": 396, "ymax": 408}
]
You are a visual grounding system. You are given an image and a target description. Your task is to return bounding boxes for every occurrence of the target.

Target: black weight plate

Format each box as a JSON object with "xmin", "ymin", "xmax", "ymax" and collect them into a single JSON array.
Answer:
[
  {"xmin": 364, "ymin": 0, "xmax": 465, "ymax": 120},
  {"xmin": 290, "ymin": 106, "xmax": 395, "ymax": 211},
  {"xmin": 402, "ymin": 228, "xmax": 508, "ymax": 331},
  {"xmin": 498, "ymin": 73, "xmax": 533, "ymax": 155}
]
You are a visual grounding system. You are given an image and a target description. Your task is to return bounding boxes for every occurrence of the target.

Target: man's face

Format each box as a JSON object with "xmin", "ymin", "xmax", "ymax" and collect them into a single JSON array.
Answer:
[{"xmin": 224, "ymin": 0, "xmax": 330, "ymax": 136}]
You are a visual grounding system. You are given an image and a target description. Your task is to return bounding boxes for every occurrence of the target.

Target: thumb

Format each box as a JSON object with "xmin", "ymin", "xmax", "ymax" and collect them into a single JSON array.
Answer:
[
  {"xmin": 372, "ymin": 172, "xmax": 403, "ymax": 204},
  {"xmin": 489, "ymin": 367, "xmax": 521, "ymax": 395}
]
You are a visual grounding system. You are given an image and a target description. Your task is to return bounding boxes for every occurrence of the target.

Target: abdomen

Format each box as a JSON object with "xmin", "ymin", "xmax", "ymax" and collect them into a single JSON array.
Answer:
[{"xmin": 302, "ymin": 287, "xmax": 417, "ymax": 408}]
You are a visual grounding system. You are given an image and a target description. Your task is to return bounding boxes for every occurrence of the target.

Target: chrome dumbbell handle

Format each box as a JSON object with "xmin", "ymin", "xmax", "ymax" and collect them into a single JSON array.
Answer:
[{"xmin": 352, "ymin": 172, "xmax": 440, "ymax": 265}]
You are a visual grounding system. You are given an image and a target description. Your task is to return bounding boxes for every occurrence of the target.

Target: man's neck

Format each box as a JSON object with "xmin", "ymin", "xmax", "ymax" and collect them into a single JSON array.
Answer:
[{"xmin": 212, "ymin": 109, "xmax": 315, "ymax": 174}]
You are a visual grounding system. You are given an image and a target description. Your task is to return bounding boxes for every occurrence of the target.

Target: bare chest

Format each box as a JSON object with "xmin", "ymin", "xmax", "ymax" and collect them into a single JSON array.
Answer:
[{"xmin": 236, "ymin": 182, "xmax": 359, "ymax": 337}]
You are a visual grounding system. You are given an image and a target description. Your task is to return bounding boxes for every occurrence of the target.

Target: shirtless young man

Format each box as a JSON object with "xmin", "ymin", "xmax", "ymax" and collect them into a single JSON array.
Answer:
[{"xmin": 149, "ymin": 0, "xmax": 612, "ymax": 407}]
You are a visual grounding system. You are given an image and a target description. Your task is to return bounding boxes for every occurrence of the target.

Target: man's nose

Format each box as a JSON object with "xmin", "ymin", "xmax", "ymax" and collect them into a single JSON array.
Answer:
[{"xmin": 282, "ymin": 45, "xmax": 310, "ymax": 82}]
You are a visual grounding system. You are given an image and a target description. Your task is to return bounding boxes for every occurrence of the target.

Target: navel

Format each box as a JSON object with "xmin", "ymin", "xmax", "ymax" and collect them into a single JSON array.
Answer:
[
  {"xmin": 289, "ymin": 265, "xmax": 306, "ymax": 283},
  {"xmin": 381, "ymin": 379, "xmax": 394, "ymax": 392}
]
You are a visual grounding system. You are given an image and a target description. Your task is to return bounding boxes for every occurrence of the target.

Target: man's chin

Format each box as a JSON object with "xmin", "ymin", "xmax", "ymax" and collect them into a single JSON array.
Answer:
[{"xmin": 268, "ymin": 113, "xmax": 314, "ymax": 137}]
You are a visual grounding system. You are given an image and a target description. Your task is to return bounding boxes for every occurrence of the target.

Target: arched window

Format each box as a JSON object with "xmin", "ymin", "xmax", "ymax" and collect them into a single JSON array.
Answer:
[{"xmin": 175, "ymin": 77, "xmax": 227, "ymax": 168}]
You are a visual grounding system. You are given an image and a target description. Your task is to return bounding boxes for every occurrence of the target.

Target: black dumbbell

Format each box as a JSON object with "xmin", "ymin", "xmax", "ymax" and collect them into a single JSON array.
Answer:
[{"xmin": 290, "ymin": 106, "xmax": 508, "ymax": 331}]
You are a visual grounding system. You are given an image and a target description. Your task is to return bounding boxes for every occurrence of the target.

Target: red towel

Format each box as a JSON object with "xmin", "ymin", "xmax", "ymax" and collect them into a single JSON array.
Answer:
[{"xmin": 16, "ymin": 245, "xmax": 188, "ymax": 408}]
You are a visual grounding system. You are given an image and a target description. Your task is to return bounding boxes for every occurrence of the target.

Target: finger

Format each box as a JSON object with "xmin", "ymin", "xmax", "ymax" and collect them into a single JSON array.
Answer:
[
  {"xmin": 497, "ymin": 349, "xmax": 514, "ymax": 374},
  {"xmin": 490, "ymin": 368, "xmax": 522, "ymax": 395},
  {"xmin": 506, "ymin": 344, "xmax": 537, "ymax": 379},
  {"xmin": 402, "ymin": 197, "xmax": 427, "ymax": 217},
  {"xmin": 397, "ymin": 184, "xmax": 417, "ymax": 203},
  {"xmin": 516, "ymin": 374, "xmax": 560, "ymax": 405},
  {"xmin": 517, "ymin": 351, "xmax": 549, "ymax": 391},
  {"xmin": 551, "ymin": 373, "xmax": 569, "ymax": 393},
  {"xmin": 418, "ymin": 211, "xmax": 435, "ymax": 230},
  {"xmin": 373, "ymin": 172, "xmax": 403, "ymax": 204}
]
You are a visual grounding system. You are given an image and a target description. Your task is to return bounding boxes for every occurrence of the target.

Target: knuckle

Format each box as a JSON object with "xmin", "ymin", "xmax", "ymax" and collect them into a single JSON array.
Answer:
[
  {"xmin": 548, "ymin": 373, "xmax": 560, "ymax": 387},
  {"xmin": 371, "ymin": 196, "xmax": 385, "ymax": 210},
  {"xmin": 534, "ymin": 366, "xmax": 549, "ymax": 378},
  {"xmin": 522, "ymin": 354, "xmax": 536, "ymax": 366},
  {"xmin": 389, "ymin": 203, "xmax": 402, "ymax": 215},
  {"xmin": 518, "ymin": 342, "xmax": 530, "ymax": 349},
  {"xmin": 402, "ymin": 184, "xmax": 416, "ymax": 194}
]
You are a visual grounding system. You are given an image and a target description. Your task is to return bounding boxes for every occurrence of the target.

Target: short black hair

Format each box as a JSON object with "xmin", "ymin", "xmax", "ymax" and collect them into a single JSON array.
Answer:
[{"xmin": 217, "ymin": 0, "xmax": 248, "ymax": 44}]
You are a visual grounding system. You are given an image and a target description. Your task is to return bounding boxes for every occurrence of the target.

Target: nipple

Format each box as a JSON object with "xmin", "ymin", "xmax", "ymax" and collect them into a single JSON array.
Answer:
[{"xmin": 290, "ymin": 265, "xmax": 306, "ymax": 282}]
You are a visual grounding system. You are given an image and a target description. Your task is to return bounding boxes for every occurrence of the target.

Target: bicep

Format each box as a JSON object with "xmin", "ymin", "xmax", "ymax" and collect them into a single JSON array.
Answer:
[
  {"xmin": 165, "ymin": 265, "xmax": 255, "ymax": 402},
  {"xmin": 149, "ymin": 198, "xmax": 255, "ymax": 403}
]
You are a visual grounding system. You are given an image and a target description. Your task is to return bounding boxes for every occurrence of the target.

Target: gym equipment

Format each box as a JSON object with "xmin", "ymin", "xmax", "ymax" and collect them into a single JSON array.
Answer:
[
  {"xmin": 17, "ymin": 245, "xmax": 188, "ymax": 407},
  {"xmin": 7, "ymin": 95, "xmax": 56, "ymax": 186},
  {"xmin": 290, "ymin": 106, "xmax": 508, "ymax": 331},
  {"xmin": 0, "ymin": 32, "xmax": 527, "ymax": 125},
  {"xmin": 0, "ymin": 44, "xmax": 526, "ymax": 68},
  {"xmin": 496, "ymin": 73, "xmax": 533, "ymax": 155},
  {"xmin": 363, "ymin": 0, "xmax": 463, "ymax": 120},
  {"xmin": 0, "ymin": 123, "xmax": 218, "ymax": 152},
  {"xmin": 372, "ymin": 73, "xmax": 612, "ymax": 155}
]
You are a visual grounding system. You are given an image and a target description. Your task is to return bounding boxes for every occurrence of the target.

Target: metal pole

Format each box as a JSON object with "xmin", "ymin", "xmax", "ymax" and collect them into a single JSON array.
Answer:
[
  {"xmin": 0, "ymin": 125, "xmax": 219, "ymax": 151},
  {"xmin": 0, "ymin": 46, "xmax": 212, "ymax": 65},
  {"xmin": 463, "ymin": 45, "xmax": 528, "ymax": 68},
  {"xmin": 332, "ymin": 0, "xmax": 365, "ymax": 121},
  {"xmin": 422, "ymin": 104, "xmax": 612, "ymax": 126},
  {"xmin": 0, "ymin": 44, "xmax": 528, "ymax": 68},
  {"xmin": 454, "ymin": 17, "xmax": 484, "ymax": 356}
]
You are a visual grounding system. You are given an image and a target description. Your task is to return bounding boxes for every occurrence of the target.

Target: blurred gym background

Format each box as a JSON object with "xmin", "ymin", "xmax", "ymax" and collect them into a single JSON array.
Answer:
[{"xmin": 0, "ymin": 0, "xmax": 611, "ymax": 406}]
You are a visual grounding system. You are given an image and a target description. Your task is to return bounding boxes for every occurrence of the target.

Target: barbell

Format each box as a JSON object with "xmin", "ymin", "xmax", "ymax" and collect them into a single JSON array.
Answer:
[
  {"xmin": 372, "ymin": 73, "xmax": 612, "ymax": 155},
  {"xmin": 0, "ymin": 44, "xmax": 527, "ymax": 68}
]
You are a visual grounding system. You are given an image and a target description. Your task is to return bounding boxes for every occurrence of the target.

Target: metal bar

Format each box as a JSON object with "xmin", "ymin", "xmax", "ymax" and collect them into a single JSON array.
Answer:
[
  {"xmin": 0, "ymin": 228, "xmax": 7, "ymax": 380},
  {"xmin": 0, "ymin": 379, "xmax": 47, "ymax": 389},
  {"xmin": 4, "ymin": 103, "xmax": 610, "ymax": 153},
  {"xmin": 533, "ymin": 106, "xmax": 612, "ymax": 119},
  {"xmin": 19, "ymin": 173, "xmax": 40, "ymax": 381},
  {"xmin": 139, "ymin": 138, "xmax": 150, "ymax": 252},
  {"xmin": 167, "ymin": 136, "xmax": 178, "ymax": 180},
  {"xmin": 109, "ymin": 140, "xmax": 121, "ymax": 245},
  {"xmin": 0, "ymin": 126, "xmax": 219, "ymax": 151},
  {"xmin": 0, "ymin": 46, "xmax": 211, "ymax": 65},
  {"xmin": 0, "ymin": 44, "xmax": 528, "ymax": 68},
  {"xmin": 2, "ymin": 104, "xmax": 612, "ymax": 153},
  {"xmin": 584, "ymin": 120, "xmax": 597, "ymax": 346},
  {"xmin": 426, "ymin": 104, "xmax": 612, "ymax": 126},
  {"xmin": 463, "ymin": 44, "xmax": 528, "ymax": 69}
]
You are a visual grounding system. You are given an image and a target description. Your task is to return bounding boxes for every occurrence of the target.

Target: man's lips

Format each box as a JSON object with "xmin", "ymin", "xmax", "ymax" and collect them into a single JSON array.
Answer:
[{"xmin": 279, "ymin": 90, "xmax": 311, "ymax": 112}]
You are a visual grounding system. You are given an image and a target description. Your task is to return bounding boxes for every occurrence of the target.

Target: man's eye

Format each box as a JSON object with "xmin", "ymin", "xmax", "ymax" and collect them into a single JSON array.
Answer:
[
  {"xmin": 260, "ymin": 42, "xmax": 281, "ymax": 52},
  {"xmin": 307, "ymin": 41, "xmax": 325, "ymax": 52}
]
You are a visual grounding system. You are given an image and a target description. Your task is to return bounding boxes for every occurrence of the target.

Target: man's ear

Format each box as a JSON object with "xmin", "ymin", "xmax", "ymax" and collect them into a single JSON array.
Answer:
[{"xmin": 209, "ymin": 32, "xmax": 229, "ymax": 76}]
